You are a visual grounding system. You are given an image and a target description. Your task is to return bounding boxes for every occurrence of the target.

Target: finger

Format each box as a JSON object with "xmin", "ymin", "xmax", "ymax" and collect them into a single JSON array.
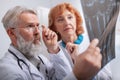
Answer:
[
  {"xmin": 95, "ymin": 47, "xmax": 100, "ymax": 53},
  {"xmin": 51, "ymin": 32, "xmax": 56, "ymax": 39},
  {"xmin": 89, "ymin": 38, "xmax": 99, "ymax": 48},
  {"xmin": 66, "ymin": 42, "xmax": 72, "ymax": 50},
  {"xmin": 41, "ymin": 25, "xmax": 46, "ymax": 29},
  {"xmin": 42, "ymin": 25, "xmax": 48, "ymax": 35},
  {"xmin": 43, "ymin": 28, "xmax": 50, "ymax": 39},
  {"xmin": 42, "ymin": 26, "xmax": 49, "ymax": 41},
  {"xmin": 66, "ymin": 42, "xmax": 76, "ymax": 53},
  {"xmin": 42, "ymin": 25, "xmax": 46, "ymax": 32},
  {"xmin": 66, "ymin": 42, "xmax": 71, "ymax": 53},
  {"xmin": 48, "ymin": 31, "xmax": 52, "ymax": 39},
  {"xmin": 94, "ymin": 47, "xmax": 102, "ymax": 68},
  {"xmin": 42, "ymin": 25, "xmax": 46, "ymax": 36}
]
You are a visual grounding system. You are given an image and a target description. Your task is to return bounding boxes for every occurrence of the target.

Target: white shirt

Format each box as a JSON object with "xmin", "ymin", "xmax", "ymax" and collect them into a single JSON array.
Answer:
[{"xmin": 0, "ymin": 45, "xmax": 77, "ymax": 80}]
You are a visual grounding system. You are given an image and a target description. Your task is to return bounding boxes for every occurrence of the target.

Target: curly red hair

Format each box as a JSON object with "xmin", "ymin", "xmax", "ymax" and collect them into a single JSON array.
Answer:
[{"xmin": 48, "ymin": 2, "xmax": 84, "ymax": 41}]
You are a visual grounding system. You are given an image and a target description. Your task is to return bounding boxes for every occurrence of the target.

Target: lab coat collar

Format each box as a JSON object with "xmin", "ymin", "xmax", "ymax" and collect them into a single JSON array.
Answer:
[{"xmin": 8, "ymin": 45, "xmax": 44, "ymax": 78}]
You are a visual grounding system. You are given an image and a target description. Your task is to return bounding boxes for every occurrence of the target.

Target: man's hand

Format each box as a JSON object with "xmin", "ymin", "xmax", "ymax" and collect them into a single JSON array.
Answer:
[
  {"xmin": 42, "ymin": 25, "xmax": 59, "ymax": 54},
  {"xmin": 73, "ymin": 39, "xmax": 102, "ymax": 80}
]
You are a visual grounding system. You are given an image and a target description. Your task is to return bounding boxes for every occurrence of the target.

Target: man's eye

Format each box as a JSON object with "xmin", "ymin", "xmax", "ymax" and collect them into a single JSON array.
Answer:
[{"xmin": 27, "ymin": 25, "xmax": 34, "ymax": 28}]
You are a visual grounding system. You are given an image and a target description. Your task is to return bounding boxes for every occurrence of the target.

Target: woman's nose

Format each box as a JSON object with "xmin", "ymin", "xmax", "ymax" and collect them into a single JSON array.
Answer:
[{"xmin": 64, "ymin": 18, "xmax": 69, "ymax": 24}]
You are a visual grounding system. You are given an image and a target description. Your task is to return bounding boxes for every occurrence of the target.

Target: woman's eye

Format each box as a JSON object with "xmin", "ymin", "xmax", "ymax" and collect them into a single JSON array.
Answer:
[
  {"xmin": 68, "ymin": 16, "xmax": 73, "ymax": 19},
  {"xmin": 57, "ymin": 18, "xmax": 64, "ymax": 22}
]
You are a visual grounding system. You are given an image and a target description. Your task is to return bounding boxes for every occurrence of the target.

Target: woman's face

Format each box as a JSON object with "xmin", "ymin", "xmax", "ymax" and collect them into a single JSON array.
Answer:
[{"xmin": 54, "ymin": 10, "xmax": 77, "ymax": 37}]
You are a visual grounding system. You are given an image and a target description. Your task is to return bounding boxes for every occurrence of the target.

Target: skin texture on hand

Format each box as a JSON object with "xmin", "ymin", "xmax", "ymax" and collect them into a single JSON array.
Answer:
[
  {"xmin": 42, "ymin": 25, "xmax": 60, "ymax": 54},
  {"xmin": 66, "ymin": 42, "xmax": 79, "ymax": 63},
  {"xmin": 73, "ymin": 39, "xmax": 102, "ymax": 80}
]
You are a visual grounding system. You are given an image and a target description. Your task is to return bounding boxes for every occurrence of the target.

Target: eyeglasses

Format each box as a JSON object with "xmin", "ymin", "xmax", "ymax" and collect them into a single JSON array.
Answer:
[
  {"xmin": 11, "ymin": 24, "xmax": 42, "ymax": 31},
  {"xmin": 24, "ymin": 25, "xmax": 42, "ymax": 31}
]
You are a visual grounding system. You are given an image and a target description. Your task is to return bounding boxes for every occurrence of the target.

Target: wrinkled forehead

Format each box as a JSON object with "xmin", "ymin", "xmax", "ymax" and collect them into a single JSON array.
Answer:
[{"xmin": 18, "ymin": 12, "xmax": 38, "ymax": 23}]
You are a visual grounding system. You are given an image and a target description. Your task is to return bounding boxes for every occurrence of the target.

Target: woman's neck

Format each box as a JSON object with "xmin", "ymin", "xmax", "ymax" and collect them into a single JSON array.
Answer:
[{"xmin": 62, "ymin": 34, "xmax": 77, "ymax": 44}]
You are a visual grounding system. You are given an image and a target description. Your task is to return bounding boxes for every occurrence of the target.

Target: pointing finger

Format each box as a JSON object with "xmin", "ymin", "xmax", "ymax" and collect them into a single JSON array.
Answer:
[{"xmin": 89, "ymin": 38, "xmax": 99, "ymax": 48}]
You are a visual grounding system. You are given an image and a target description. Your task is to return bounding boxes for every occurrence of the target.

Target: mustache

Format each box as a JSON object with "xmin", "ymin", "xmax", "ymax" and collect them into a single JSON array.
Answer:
[
  {"xmin": 17, "ymin": 34, "xmax": 42, "ymax": 58},
  {"xmin": 35, "ymin": 34, "xmax": 40, "ymax": 38},
  {"xmin": 33, "ymin": 35, "xmax": 41, "ymax": 41}
]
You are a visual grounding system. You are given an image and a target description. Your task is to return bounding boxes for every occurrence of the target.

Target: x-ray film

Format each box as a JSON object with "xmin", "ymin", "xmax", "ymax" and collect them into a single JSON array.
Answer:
[{"xmin": 81, "ymin": 0, "xmax": 120, "ymax": 67}]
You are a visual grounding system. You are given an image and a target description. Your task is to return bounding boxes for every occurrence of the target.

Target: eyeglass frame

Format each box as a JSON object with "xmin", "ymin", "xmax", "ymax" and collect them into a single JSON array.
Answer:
[{"xmin": 10, "ymin": 24, "xmax": 42, "ymax": 32}]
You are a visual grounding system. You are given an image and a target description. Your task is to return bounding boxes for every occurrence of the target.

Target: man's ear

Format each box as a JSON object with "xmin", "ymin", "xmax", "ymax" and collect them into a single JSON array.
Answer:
[
  {"xmin": 7, "ymin": 28, "xmax": 18, "ymax": 46},
  {"xmin": 7, "ymin": 28, "xmax": 16, "ymax": 39}
]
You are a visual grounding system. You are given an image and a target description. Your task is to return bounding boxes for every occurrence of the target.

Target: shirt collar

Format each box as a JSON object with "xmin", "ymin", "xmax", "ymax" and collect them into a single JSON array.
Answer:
[{"xmin": 62, "ymin": 34, "xmax": 83, "ymax": 48}]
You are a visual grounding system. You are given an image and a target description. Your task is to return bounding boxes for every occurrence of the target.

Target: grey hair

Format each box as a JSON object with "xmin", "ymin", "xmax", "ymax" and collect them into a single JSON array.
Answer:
[{"xmin": 2, "ymin": 6, "xmax": 37, "ymax": 30}]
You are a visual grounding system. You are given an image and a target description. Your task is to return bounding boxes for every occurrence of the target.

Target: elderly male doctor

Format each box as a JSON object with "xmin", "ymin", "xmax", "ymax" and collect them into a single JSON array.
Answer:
[{"xmin": 0, "ymin": 6, "xmax": 102, "ymax": 80}]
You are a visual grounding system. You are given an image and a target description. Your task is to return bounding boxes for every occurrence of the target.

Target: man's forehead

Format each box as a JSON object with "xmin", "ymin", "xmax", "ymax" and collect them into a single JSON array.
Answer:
[{"xmin": 19, "ymin": 13, "xmax": 39, "ymax": 24}]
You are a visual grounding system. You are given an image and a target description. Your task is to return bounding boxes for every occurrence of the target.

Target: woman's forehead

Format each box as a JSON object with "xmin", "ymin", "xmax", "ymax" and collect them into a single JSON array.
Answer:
[{"xmin": 55, "ymin": 9, "xmax": 74, "ymax": 17}]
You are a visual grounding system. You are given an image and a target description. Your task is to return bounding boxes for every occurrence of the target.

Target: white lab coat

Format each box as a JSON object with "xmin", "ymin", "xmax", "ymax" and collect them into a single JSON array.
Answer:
[
  {"xmin": 0, "ymin": 45, "xmax": 77, "ymax": 80},
  {"xmin": 59, "ymin": 34, "xmax": 112, "ymax": 80}
]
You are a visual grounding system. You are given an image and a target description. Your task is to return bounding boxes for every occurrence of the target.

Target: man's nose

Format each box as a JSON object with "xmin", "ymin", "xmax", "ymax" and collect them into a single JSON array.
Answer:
[{"xmin": 34, "ymin": 26, "xmax": 40, "ymax": 34}]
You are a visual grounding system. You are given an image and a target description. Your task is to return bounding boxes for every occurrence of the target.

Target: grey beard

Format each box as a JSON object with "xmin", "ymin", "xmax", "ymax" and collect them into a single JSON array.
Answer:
[{"xmin": 16, "ymin": 34, "xmax": 43, "ymax": 59}]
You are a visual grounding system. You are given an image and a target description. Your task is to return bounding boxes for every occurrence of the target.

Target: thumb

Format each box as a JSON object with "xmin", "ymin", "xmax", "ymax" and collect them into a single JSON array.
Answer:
[{"xmin": 89, "ymin": 38, "xmax": 99, "ymax": 48}]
